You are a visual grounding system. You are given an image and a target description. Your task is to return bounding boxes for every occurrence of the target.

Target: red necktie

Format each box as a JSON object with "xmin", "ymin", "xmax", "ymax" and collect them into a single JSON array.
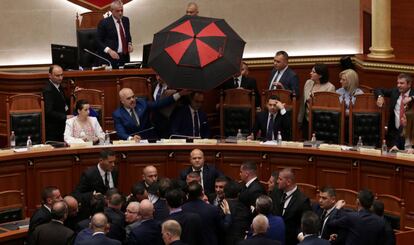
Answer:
[
  {"xmin": 400, "ymin": 94, "xmax": 406, "ymax": 127},
  {"xmin": 117, "ymin": 19, "xmax": 128, "ymax": 54}
]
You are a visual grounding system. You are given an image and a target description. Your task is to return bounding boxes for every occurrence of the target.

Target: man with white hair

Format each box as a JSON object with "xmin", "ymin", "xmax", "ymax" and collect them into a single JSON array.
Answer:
[
  {"xmin": 97, "ymin": 0, "xmax": 133, "ymax": 68},
  {"xmin": 238, "ymin": 214, "xmax": 281, "ymax": 245},
  {"xmin": 125, "ymin": 202, "xmax": 141, "ymax": 239}
]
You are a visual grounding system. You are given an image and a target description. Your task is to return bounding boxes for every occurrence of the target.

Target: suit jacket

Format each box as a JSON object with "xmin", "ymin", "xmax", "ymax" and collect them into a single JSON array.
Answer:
[
  {"xmin": 43, "ymin": 80, "xmax": 69, "ymax": 142},
  {"xmin": 73, "ymin": 166, "xmax": 118, "ymax": 211},
  {"xmin": 268, "ymin": 67, "xmax": 300, "ymax": 96},
  {"xmin": 113, "ymin": 96, "xmax": 175, "ymax": 140},
  {"xmin": 28, "ymin": 205, "xmax": 52, "ymax": 240},
  {"xmin": 97, "ymin": 16, "xmax": 131, "ymax": 66},
  {"xmin": 270, "ymin": 188, "xmax": 312, "ymax": 245},
  {"xmin": 182, "ymin": 199, "xmax": 222, "ymax": 245},
  {"xmin": 32, "ymin": 220, "xmax": 74, "ymax": 245},
  {"xmin": 313, "ymin": 206, "xmax": 345, "ymax": 244},
  {"xmin": 239, "ymin": 178, "xmax": 266, "ymax": 209},
  {"xmin": 168, "ymin": 210, "xmax": 203, "ymax": 245},
  {"xmin": 74, "ymin": 228, "xmax": 93, "ymax": 245},
  {"xmin": 78, "ymin": 232, "xmax": 121, "ymax": 245},
  {"xmin": 237, "ymin": 234, "xmax": 281, "ymax": 245},
  {"xmin": 126, "ymin": 219, "xmax": 163, "ymax": 245},
  {"xmin": 224, "ymin": 198, "xmax": 251, "ymax": 245},
  {"xmin": 179, "ymin": 164, "xmax": 222, "ymax": 195},
  {"xmin": 170, "ymin": 105, "xmax": 210, "ymax": 139},
  {"xmin": 153, "ymin": 198, "xmax": 170, "ymax": 222},
  {"xmin": 170, "ymin": 241, "xmax": 188, "ymax": 245},
  {"xmin": 104, "ymin": 207, "xmax": 125, "ymax": 242},
  {"xmin": 327, "ymin": 208, "xmax": 386, "ymax": 245},
  {"xmin": 374, "ymin": 87, "xmax": 414, "ymax": 147},
  {"xmin": 298, "ymin": 234, "xmax": 330, "ymax": 245},
  {"xmin": 252, "ymin": 111, "xmax": 292, "ymax": 141},
  {"xmin": 221, "ymin": 76, "xmax": 261, "ymax": 107}
]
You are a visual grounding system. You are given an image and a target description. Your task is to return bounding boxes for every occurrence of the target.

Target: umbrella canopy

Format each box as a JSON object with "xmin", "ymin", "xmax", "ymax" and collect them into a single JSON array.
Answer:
[{"xmin": 148, "ymin": 15, "xmax": 245, "ymax": 91}]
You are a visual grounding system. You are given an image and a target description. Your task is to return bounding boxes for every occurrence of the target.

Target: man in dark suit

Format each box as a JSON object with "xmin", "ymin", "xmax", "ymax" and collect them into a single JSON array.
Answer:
[
  {"xmin": 238, "ymin": 214, "xmax": 281, "ymax": 245},
  {"xmin": 248, "ymin": 95, "xmax": 291, "ymax": 141},
  {"xmin": 170, "ymin": 92, "xmax": 211, "ymax": 139},
  {"xmin": 73, "ymin": 149, "xmax": 118, "ymax": 215},
  {"xmin": 182, "ymin": 182, "xmax": 228, "ymax": 245},
  {"xmin": 298, "ymin": 211, "xmax": 330, "ymax": 245},
  {"xmin": 127, "ymin": 199, "xmax": 163, "ymax": 245},
  {"xmin": 208, "ymin": 176, "xmax": 229, "ymax": 206},
  {"xmin": 28, "ymin": 186, "xmax": 63, "ymax": 243},
  {"xmin": 375, "ymin": 73, "xmax": 414, "ymax": 149},
  {"xmin": 78, "ymin": 212, "xmax": 121, "ymax": 245},
  {"xmin": 221, "ymin": 62, "xmax": 261, "ymax": 108},
  {"xmin": 372, "ymin": 200, "xmax": 396, "ymax": 245},
  {"xmin": 179, "ymin": 149, "xmax": 222, "ymax": 195},
  {"xmin": 104, "ymin": 192, "xmax": 125, "ymax": 242},
  {"xmin": 270, "ymin": 168, "xmax": 312, "ymax": 245},
  {"xmin": 113, "ymin": 87, "xmax": 187, "ymax": 140},
  {"xmin": 166, "ymin": 188, "xmax": 203, "ymax": 245},
  {"xmin": 43, "ymin": 65, "xmax": 71, "ymax": 142},
  {"xmin": 142, "ymin": 165, "xmax": 158, "ymax": 189},
  {"xmin": 268, "ymin": 51, "xmax": 299, "ymax": 96},
  {"xmin": 238, "ymin": 161, "xmax": 266, "ymax": 210},
  {"xmin": 96, "ymin": 0, "xmax": 132, "ymax": 68},
  {"xmin": 162, "ymin": 220, "xmax": 188, "ymax": 245},
  {"xmin": 327, "ymin": 189, "xmax": 386, "ymax": 245},
  {"xmin": 32, "ymin": 201, "xmax": 75, "ymax": 245}
]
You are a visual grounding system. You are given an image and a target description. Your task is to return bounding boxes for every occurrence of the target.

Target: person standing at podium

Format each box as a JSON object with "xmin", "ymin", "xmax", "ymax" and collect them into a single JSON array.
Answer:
[{"xmin": 97, "ymin": 0, "xmax": 133, "ymax": 68}]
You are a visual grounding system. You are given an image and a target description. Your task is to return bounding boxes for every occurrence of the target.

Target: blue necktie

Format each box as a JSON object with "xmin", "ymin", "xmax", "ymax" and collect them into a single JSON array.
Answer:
[
  {"xmin": 267, "ymin": 114, "xmax": 274, "ymax": 140},
  {"xmin": 156, "ymin": 85, "xmax": 163, "ymax": 101}
]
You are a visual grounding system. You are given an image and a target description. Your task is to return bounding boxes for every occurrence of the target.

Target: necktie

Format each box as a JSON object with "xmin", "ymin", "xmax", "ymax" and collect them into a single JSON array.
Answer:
[
  {"xmin": 156, "ymin": 85, "xmax": 163, "ymax": 101},
  {"xmin": 234, "ymin": 77, "xmax": 239, "ymax": 88},
  {"xmin": 131, "ymin": 109, "xmax": 140, "ymax": 127},
  {"xmin": 117, "ymin": 19, "xmax": 128, "ymax": 54},
  {"xmin": 266, "ymin": 114, "xmax": 274, "ymax": 140},
  {"xmin": 104, "ymin": 171, "xmax": 109, "ymax": 188},
  {"xmin": 400, "ymin": 94, "xmax": 406, "ymax": 128},
  {"xmin": 269, "ymin": 71, "xmax": 279, "ymax": 90},
  {"xmin": 194, "ymin": 111, "xmax": 200, "ymax": 137},
  {"xmin": 280, "ymin": 192, "xmax": 287, "ymax": 213},
  {"xmin": 320, "ymin": 210, "xmax": 328, "ymax": 234}
]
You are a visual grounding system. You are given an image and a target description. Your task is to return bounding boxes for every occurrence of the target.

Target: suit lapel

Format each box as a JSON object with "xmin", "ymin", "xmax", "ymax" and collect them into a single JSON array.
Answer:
[{"xmin": 283, "ymin": 188, "xmax": 298, "ymax": 218}]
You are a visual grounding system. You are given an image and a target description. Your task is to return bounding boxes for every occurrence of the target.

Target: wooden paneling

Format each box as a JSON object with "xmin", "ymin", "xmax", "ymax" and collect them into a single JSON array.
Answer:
[
  {"xmin": 391, "ymin": 0, "xmax": 414, "ymax": 58},
  {"xmin": 316, "ymin": 157, "xmax": 355, "ymax": 189},
  {"xmin": 220, "ymin": 151, "xmax": 262, "ymax": 181},
  {"xmin": 360, "ymin": 160, "xmax": 400, "ymax": 195},
  {"xmin": 268, "ymin": 153, "xmax": 314, "ymax": 184}
]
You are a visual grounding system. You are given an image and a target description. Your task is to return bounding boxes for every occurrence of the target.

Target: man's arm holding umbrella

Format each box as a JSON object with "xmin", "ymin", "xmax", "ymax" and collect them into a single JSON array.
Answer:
[{"xmin": 148, "ymin": 89, "xmax": 191, "ymax": 109}]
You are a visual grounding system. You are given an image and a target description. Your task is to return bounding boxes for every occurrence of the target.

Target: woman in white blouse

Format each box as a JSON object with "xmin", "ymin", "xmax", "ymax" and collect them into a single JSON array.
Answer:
[{"xmin": 64, "ymin": 99, "xmax": 105, "ymax": 144}]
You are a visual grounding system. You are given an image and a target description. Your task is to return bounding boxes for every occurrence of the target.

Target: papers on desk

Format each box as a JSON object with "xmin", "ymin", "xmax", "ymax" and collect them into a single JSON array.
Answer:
[
  {"xmin": 0, "ymin": 149, "xmax": 14, "ymax": 155},
  {"xmin": 260, "ymin": 141, "xmax": 304, "ymax": 148},
  {"xmin": 66, "ymin": 139, "xmax": 93, "ymax": 148},
  {"xmin": 112, "ymin": 140, "xmax": 149, "ymax": 145}
]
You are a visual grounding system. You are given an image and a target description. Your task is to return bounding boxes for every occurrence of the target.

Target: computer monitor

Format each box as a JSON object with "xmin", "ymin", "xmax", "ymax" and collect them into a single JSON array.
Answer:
[
  {"xmin": 141, "ymin": 43, "xmax": 152, "ymax": 68},
  {"xmin": 51, "ymin": 44, "xmax": 79, "ymax": 70}
]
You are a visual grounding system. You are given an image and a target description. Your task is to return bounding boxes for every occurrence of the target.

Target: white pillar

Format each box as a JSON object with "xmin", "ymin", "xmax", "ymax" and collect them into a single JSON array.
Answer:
[{"xmin": 368, "ymin": 0, "xmax": 394, "ymax": 58}]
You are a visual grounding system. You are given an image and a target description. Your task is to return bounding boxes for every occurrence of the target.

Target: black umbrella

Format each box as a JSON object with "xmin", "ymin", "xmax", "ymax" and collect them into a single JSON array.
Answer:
[{"xmin": 148, "ymin": 15, "xmax": 246, "ymax": 91}]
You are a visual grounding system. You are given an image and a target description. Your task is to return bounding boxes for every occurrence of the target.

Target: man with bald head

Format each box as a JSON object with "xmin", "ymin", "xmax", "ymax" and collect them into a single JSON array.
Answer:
[
  {"xmin": 63, "ymin": 195, "xmax": 80, "ymax": 231},
  {"xmin": 239, "ymin": 214, "xmax": 281, "ymax": 245},
  {"xmin": 270, "ymin": 168, "xmax": 311, "ymax": 245},
  {"xmin": 78, "ymin": 212, "xmax": 121, "ymax": 245},
  {"xmin": 113, "ymin": 87, "xmax": 188, "ymax": 140},
  {"xmin": 162, "ymin": 220, "xmax": 186, "ymax": 245},
  {"xmin": 127, "ymin": 199, "xmax": 163, "ymax": 245},
  {"xmin": 179, "ymin": 148, "xmax": 222, "ymax": 195},
  {"xmin": 186, "ymin": 2, "xmax": 199, "ymax": 16},
  {"xmin": 142, "ymin": 165, "xmax": 158, "ymax": 188}
]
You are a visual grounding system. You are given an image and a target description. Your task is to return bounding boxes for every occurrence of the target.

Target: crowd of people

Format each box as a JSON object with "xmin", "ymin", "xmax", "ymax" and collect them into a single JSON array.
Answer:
[{"xmin": 27, "ymin": 148, "xmax": 395, "ymax": 245}]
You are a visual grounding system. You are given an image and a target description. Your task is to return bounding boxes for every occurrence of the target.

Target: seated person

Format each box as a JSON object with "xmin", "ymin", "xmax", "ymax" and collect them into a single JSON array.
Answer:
[
  {"xmin": 64, "ymin": 99, "xmax": 105, "ymax": 144},
  {"xmin": 170, "ymin": 92, "xmax": 210, "ymax": 138},
  {"xmin": 248, "ymin": 95, "xmax": 291, "ymax": 141},
  {"xmin": 113, "ymin": 87, "xmax": 188, "ymax": 141},
  {"xmin": 336, "ymin": 69, "xmax": 363, "ymax": 113}
]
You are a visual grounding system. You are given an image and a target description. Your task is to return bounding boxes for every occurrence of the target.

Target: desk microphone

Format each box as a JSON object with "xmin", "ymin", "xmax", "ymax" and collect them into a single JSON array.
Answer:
[
  {"xmin": 83, "ymin": 49, "xmax": 112, "ymax": 70},
  {"xmin": 130, "ymin": 127, "xmax": 155, "ymax": 136},
  {"xmin": 45, "ymin": 141, "xmax": 67, "ymax": 148},
  {"xmin": 169, "ymin": 134, "xmax": 201, "ymax": 139}
]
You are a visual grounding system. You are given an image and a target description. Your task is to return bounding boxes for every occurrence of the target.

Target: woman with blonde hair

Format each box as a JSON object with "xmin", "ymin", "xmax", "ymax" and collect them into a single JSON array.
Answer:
[{"xmin": 336, "ymin": 69, "xmax": 364, "ymax": 111}]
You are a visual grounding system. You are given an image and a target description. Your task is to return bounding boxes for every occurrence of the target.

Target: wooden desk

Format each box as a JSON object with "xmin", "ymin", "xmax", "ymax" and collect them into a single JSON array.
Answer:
[{"xmin": 0, "ymin": 219, "xmax": 28, "ymax": 244}]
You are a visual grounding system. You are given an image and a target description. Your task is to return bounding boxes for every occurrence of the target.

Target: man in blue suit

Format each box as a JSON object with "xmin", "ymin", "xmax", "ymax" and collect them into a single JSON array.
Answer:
[
  {"xmin": 170, "ymin": 92, "xmax": 210, "ymax": 139},
  {"xmin": 78, "ymin": 212, "xmax": 121, "ymax": 245},
  {"xmin": 268, "ymin": 51, "xmax": 300, "ymax": 96},
  {"xmin": 97, "ymin": 0, "xmax": 132, "ymax": 68},
  {"xmin": 113, "ymin": 87, "xmax": 187, "ymax": 140}
]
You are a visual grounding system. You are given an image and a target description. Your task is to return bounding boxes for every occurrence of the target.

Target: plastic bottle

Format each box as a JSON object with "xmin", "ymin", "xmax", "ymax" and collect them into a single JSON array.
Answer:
[
  {"xmin": 105, "ymin": 130, "xmax": 111, "ymax": 145},
  {"xmin": 26, "ymin": 136, "xmax": 32, "ymax": 151},
  {"xmin": 381, "ymin": 139, "xmax": 388, "ymax": 155},
  {"xmin": 311, "ymin": 133, "xmax": 317, "ymax": 148},
  {"xmin": 277, "ymin": 131, "xmax": 282, "ymax": 145},
  {"xmin": 356, "ymin": 136, "xmax": 363, "ymax": 151},
  {"xmin": 10, "ymin": 131, "xmax": 16, "ymax": 149}
]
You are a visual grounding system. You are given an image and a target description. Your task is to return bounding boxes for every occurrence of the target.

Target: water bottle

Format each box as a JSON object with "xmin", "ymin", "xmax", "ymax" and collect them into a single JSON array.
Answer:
[
  {"xmin": 356, "ymin": 136, "xmax": 363, "ymax": 151},
  {"xmin": 381, "ymin": 140, "xmax": 388, "ymax": 155},
  {"xmin": 105, "ymin": 130, "xmax": 111, "ymax": 145},
  {"xmin": 10, "ymin": 131, "xmax": 16, "ymax": 149},
  {"xmin": 311, "ymin": 133, "xmax": 317, "ymax": 148},
  {"xmin": 26, "ymin": 136, "xmax": 32, "ymax": 151},
  {"xmin": 277, "ymin": 131, "xmax": 282, "ymax": 145}
]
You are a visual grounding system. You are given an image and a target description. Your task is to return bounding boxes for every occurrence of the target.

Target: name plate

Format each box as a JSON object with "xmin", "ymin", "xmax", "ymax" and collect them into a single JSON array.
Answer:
[
  {"xmin": 68, "ymin": 142, "xmax": 93, "ymax": 148},
  {"xmin": 236, "ymin": 140, "xmax": 261, "ymax": 145},
  {"xmin": 281, "ymin": 141, "xmax": 304, "ymax": 148},
  {"xmin": 193, "ymin": 139, "xmax": 218, "ymax": 144},
  {"xmin": 319, "ymin": 144, "xmax": 342, "ymax": 151},
  {"xmin": 161, "ymin": 139, "xmax": 187, "ymax": 144},
  {"xmin": 112, "ymin": 140, "xmax": 136, "ymax": 145},
  {"xmin": 396, "ymin": 152, "xmax": 414, "ymax": 160},
  {"xmin": 0, "ymin": 149, "xmax": 14, "ymax": 155},
  {"xmin": 30, "ymin": 144, "xmax": 54, "ymax": 151},
  {"xmin": 359, "ymin": 147, "xmax": 381, "ymax": 156}
]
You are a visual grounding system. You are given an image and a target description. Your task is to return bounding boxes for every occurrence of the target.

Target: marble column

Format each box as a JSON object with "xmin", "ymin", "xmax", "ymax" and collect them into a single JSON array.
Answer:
[{"xmin": 368, "ymin": 0, "xmax": 395, "ymax": 58}]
